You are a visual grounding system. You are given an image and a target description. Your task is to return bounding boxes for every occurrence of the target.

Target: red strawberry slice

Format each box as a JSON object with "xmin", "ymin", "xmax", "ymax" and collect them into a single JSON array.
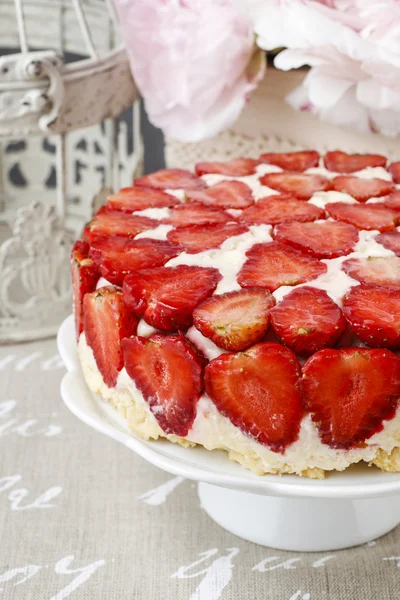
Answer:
[
  {"xmin": 259, "ymin": 172, "xmax": 330, "ymax": 200},
  {"xmin": 187, "ymin": 180, "xmax": 254, "ymax": 209},
  {"xmin": 326, "ymin": 202, "xmax": 399, "ymax": 232},
  {"xmin": 324, "ymin": 151, "xmax": 387, "ymax": 173},
  {"xmin": 193, "ymin": 289, "xmax": 275, "ymax": 351},
  {"xmin": 388, "ymin": 161, "xmax": 400, "ymax": 183},
  {"xmin": 302, "ymin": 347, "xmax": 400, "ymax": 449},
  {"xmin": 106, "ymin": 187, "xmax": 179, "ymax": 213},
  {"xmin": 167, "ymin": 222, "xmax": 248, "ymax": 254},
  {"xmin": 195, "ymin": 157, "xmax": 259, "ymax": 177},
  {"xmin": 332, "ymin": 175, "xmax": 394, "ymax": 202},
  {"xmin": 89, "ymin": 236, "xmax": 181, "ymax": 286},
  {"xmin": 238, "ymin": 242, "xmax": 327, "ymax": 292},
  {"xmin": 259, "ymin": 150, "xmax": 320, "ymax": 172},
  {"xmin": 83, "ymin": 208, "xmax": 157, "ymax": 244},
  {"xmin": 205, "ymin": 342, "xmax": 303, "ymax": 452},
  {"xmin": 383, "ymin": 190, "xmax": 400, "ymax": 211},
  {"xmin": 135, "ymin": 168, "xmax": 206, "ymax": 191},
  {"xmin": 71, "ymin": 241, "xmax": 99, "ymax": 338},
  {"xmin": 342, "ymin": 256, "xmax": 400, "ymax": 289},
  {"xmin": 122, "ymin": 333, "xmax": 204, "ymax": 436},
  {"xmin": 270, "ymin": 286, "xmax": 346, "ymax": 356},
  {"xmin": 273, "ymin": 220, "xmax": 358, "ymax": 259},
  {"xmin": 343, "ymin": 284, "xmax": 400, "ymax": 349},
  {"xmin": 377, "ymin": 231, "xmax": 400, "ymax": 255},
  {"xmin": 83, "ymin": 286, "xmax": 138, "ymax": 388},
  {"xmin": 123, "ymin": 265, "xmax": 221, "ymax": 332},
  {"xmin": 167, "ymin": 203, "xmax": 231, "ymax": 227},
  {"xmin": 240, "ymin": 194, "xmax": 324, "ymax": 225}
]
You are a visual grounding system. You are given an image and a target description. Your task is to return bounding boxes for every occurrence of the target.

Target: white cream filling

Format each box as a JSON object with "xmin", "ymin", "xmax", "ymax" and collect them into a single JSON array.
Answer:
[{"xmin": 79, "ymin": 334, "xmax": 400, "ymax": 475}]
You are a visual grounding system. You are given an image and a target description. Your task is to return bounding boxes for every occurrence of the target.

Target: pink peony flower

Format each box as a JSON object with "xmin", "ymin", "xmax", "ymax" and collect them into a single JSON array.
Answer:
[
  {"xmin": 114, "ymin": 0, "xmax": 264, "ymax": 142},
  {"xmin": 253, "ymin": 0, "xmax": 400, "ymax": 137}
]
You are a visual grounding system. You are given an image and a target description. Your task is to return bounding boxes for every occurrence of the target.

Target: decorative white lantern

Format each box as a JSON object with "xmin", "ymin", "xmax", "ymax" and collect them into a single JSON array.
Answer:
[{"xmin": 0, "ymin": 0, "xmax": 143, "ymax": 342}]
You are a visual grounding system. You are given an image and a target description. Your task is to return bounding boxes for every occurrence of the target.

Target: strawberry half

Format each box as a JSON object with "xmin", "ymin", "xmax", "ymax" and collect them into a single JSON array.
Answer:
[
  {"xmin": 195, "ymin": 157, "xmax": 259, "ymax": 177},
  {"xmin": 259, "ymin": 150, "xmax": 320, "ymax": 172},
  {"xmin": 71, "ymin": 241, "xmax": 99, "ymax": 338},
  {"xmin": 122, "ymin": 333, "xmax": 204, "ymax": 436},
  {"xmin": 167, "ymin": 222, "xmax": 248, "ymax": 254},
  {"xmin": 134, "ymin": 168, "xmax": 205, "ymax": 191},
  {"xmin": 166, "ymin": 202, "xmax": 231, "ymax": 227},
  {"xmin": 326, "ymin": 202, "xmax": 399, "ymax": 232},
  {"xmin": 324, "ymin": 151, "xmax": 387, "ymax": 173},
  {"xmin": 342, "ymin": 256, "xmax": 400, "ymax": 289},
  {"xmin": 343, "ymin": 284, "xmax": 400, "ymax": 349},
  {"xmin": 377, "ymin": 231, "xmax": 400, "ymax": 255},
  {"xmin": 260, "ymin": 172, "xmax": 330, "ymax": 200},
  {"xmin": 302, "ymin": 347, "xmax": 400, "ymax": 449},
  {"xmin": 270, "ymin": 286, "xmax": 346, "ymax": 356},
  {"xmin": 239, "ymin": 194, "xmax": 324, "ymax": 226},
  {"xmin": 83, "ymin": 286, "xmax": 138, "ymax": 388},
  {"xmin": 106, "ymin": 187, "xmax": 179, "ymax": 213},
  {"xmin": 388, "ymin": 161, "xmax": 400, "ymax": 183},
  {"xmin": 89, "ymin": 236, "xmax": 181, "ymax": 286},
  {"xmin": 187, "ymin": 180, "xmax": 254, "ymax": 209},
  {"xmin": 332, "ymin": 176, "xmax": 394, "ymax": 202},
  {"xmin": 123, "ymin": 265, "xmax": 221, "ymax": 332},
  {"xmin": 83, "ymin": 208, "xmax": 157, "ymax": 244},
  {"xmin": 238, "ymin": 242, "xmax": 327, "ymax": 292},
  {"xmin": 383, "ymin": 190, "xmax": 400, "ymax": 211},
  {"xmin": 273, "ymin": 220, "xmax": 358, "ymax": 259},
  {"xmin": 205, "ymin": 342, "xmax": 303, "ymax": 452},
  {"xmin": 193, "ymin": 288, "xmax": 275, "ymax": 351}
]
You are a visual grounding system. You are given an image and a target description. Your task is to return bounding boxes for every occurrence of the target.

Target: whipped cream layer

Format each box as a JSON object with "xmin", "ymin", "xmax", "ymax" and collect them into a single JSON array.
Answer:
[{"xmin": 79, "ymin": 333, "xmax": 400, "ymax": 478}]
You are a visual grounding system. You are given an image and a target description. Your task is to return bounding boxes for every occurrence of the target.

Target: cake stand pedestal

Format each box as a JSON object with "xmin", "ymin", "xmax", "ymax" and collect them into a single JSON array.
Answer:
[{"xmin": 58, "ymin": 316, "xmax": 400, "ymax": 552}]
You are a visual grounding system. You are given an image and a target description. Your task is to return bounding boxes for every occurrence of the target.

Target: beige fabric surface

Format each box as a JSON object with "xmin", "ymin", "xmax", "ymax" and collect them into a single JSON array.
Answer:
[{"xmin": 1, "ymin": 337, "xmax": 400, "ymax": 599}]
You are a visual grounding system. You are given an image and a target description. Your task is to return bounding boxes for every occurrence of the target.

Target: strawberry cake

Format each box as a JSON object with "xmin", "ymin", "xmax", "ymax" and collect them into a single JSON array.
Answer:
[{"xmin": 71, "ymin": 150, "xmax": 400, "ymax": 479}]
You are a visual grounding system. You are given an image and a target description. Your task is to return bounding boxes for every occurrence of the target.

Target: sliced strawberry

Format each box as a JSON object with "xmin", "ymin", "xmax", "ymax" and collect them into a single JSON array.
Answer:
[
  {"xmin": 326, "ymin": 202, "xmax": 398, "ymax": 232},
  {"xmin": 71, "ymin": 241, "xmax": 99, "ymax": 338},
  {"xmin": 332, "ymin": 175, "xmax": 394, "ymax": 202},
  {"xmin": 239, "ymin": 194, "xmax": 324, "ymax": 225},
  {"xmin": 273, "ymin": 220, "xmax": 358, "ymax": 259},
  {"xmin": 83, "ymin": 286, "xmax": 138, "ymax": 388},
  {"xmin": 195, "ymin": 157, "xmax": 259, "ymax": 177},
  {"xmin": 83, "ymin": 208, "xmax": 157, "ymax": 244},
  {"xmin": 388, "ymin": 161, "xmax": 400, "ymax": 183},
  {"xmin": 260, "ymin": 172, "xmax": 330, "ymax": 200},
  {"xmin": 135, "ymin": 168, "xmax": 205, "ymax": 191},
  {"xmin": 377, "ymin": 231, "xmax": 400, "ymax": 255},
  {"xmin": 122, "ymin": 333, "xmax": 204, "ymax": 436},
  {"xmin": 106, "ymin": 187, "xmax": 179, "ymax": 213},
  {"xmin": 342, "ymin": 256, "xmax": 400, "ymax": 289},
  {"xmin": 270, "ymin": 287, "xmax": 346, "ymax": 356},
  {"xmin": 123, "ymin": 265, "xmax": 221, "ymax": 332},
  {"xmin": 193, "ymin": 289, "xmax": 275, "ymax": 351},
  {"xmin": 302, "ymin": 347, "xmax": 400, "ymax": 449},
  {"xmin": 343, "ymin": 284, "xmax": 400, "ymax": 349},
  {"xmin": 89, "ymin": 236, "xmax": 181, "ymax": 286},
  {"xmin": 167, "ymin": 222, "xmax": 248, "ymax": 254},
  {"xmin": 383, "ymin": 190, "xmax": 400, "ymax": 211},
  {"xmin": 324, "ymin": 151, "xmax": 387, "ymax": 173},
  {"xmin": 187, "ymin": 180, "xmax": 254, "ymax": 209},
  {"xmin": 205, "ymin": 342, "xmax": 302, "ymax": 452},
  {"xmin": 238, "ymin": 242, "xmax": 327, "ymax": 292},
  {"xmin": 166, "ymin": 202, "xmax": 231, "ymax": 227},
  {"xmin": 259, "ymin": 150, "xmax": 320, "ymax": 172}
]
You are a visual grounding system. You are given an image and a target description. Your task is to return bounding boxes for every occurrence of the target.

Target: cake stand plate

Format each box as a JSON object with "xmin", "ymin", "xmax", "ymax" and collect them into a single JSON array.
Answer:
[{"xmin": 58, "ymin": 316, "xmax": 400, "ymax": 551}]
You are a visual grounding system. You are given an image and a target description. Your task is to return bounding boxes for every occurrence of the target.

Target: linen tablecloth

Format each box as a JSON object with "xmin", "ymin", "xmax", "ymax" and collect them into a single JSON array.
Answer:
[{"xmin": 1, "ymin": 337, "xmax": 399, "ymax": 599}]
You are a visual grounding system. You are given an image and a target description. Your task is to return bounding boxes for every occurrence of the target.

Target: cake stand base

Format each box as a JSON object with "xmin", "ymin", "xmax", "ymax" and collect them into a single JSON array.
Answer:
[{"xmin": 198, "ymin": 482, "xmax": 400, "ymax": 551}]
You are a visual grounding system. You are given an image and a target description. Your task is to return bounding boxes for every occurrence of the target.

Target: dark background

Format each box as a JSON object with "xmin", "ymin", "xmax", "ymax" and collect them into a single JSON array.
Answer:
[{"xmin": 140, "ymin": 102, "xmax": 165, "ymax": 174}]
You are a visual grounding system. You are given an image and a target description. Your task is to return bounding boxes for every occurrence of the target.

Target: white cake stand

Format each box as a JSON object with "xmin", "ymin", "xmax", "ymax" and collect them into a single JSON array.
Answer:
[{"xmin": 58, "ymin": 315, "xmax": 400, "ymax": 552}]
